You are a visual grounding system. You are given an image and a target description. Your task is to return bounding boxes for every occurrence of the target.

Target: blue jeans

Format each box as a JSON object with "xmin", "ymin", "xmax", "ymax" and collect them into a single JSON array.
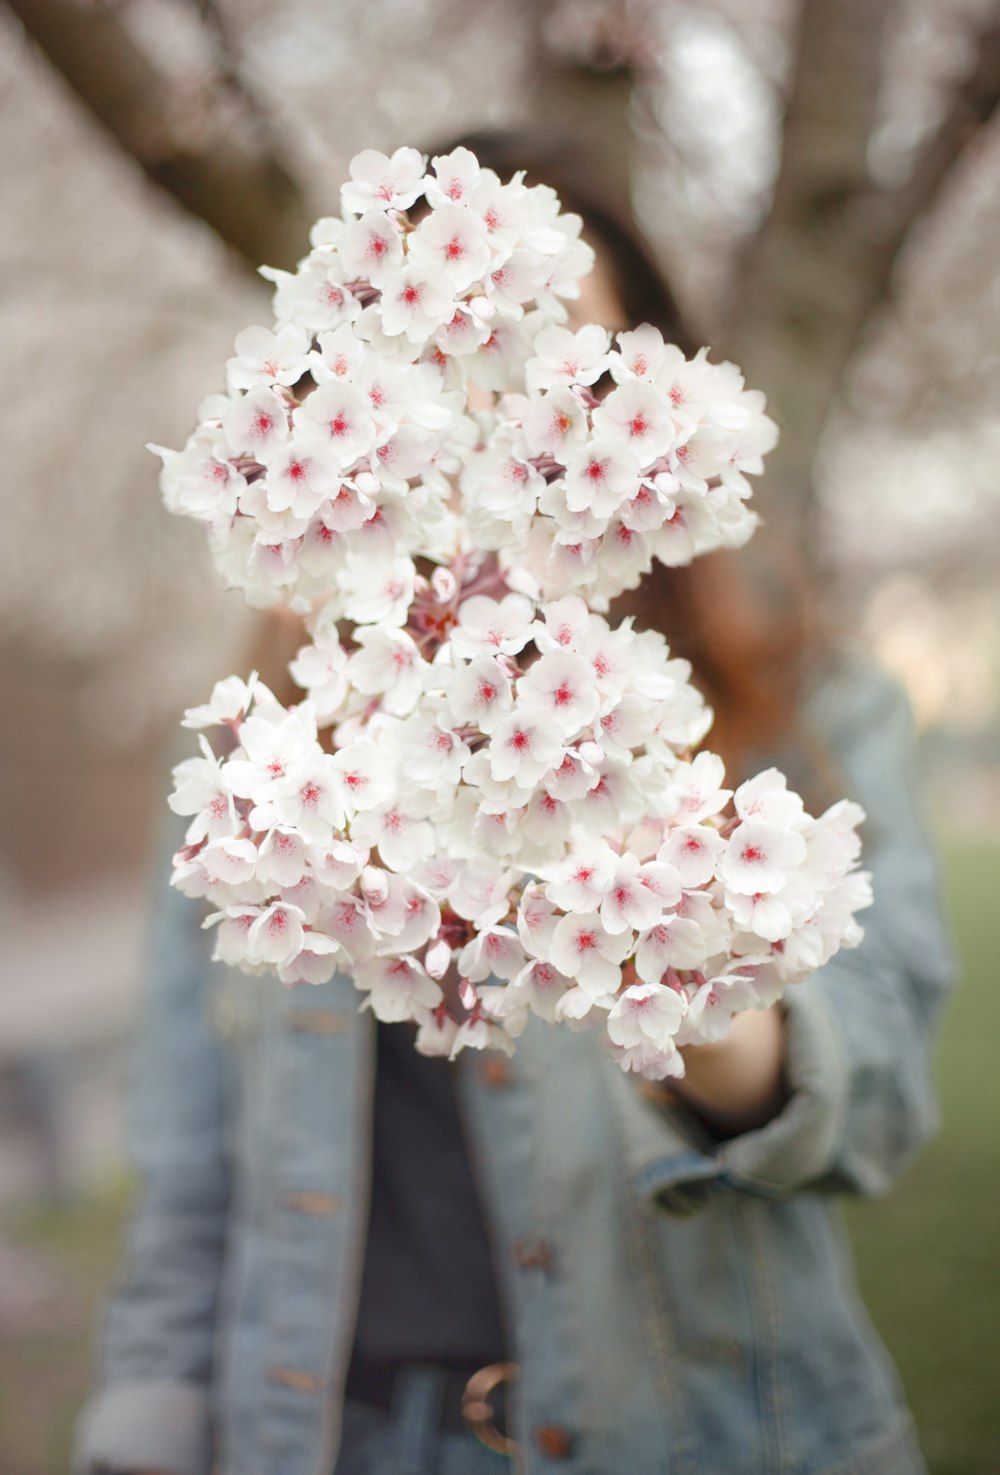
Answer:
[{"xmin": 334, "ymin": 1365, "xmax": 513, "ymax": 1474}]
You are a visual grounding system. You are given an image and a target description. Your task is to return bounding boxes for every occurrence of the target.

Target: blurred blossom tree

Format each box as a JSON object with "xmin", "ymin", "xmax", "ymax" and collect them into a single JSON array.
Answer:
[{"xmin": 2, "ymin": 0, "xmax": 1000, "ymax": 888}]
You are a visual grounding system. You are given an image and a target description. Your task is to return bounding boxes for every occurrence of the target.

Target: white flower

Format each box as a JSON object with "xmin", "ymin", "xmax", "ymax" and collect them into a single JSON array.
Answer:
[
  {"xmin": 255, "ymin": 826, "xmax": 308, "ymax": 888},
  {"xmin": 310, "ymin": 839, "xmax": 366, "ymax": 891},
  {"xmin": 222, "ymin": 387, "xmax": 289, "ymax": 459},
  {"xmin": 150, "ymin": 439, "xmax": 245, "ymax": 523},
  {"xmin": 311, "ymin": 324, "xmax": 366, "ymax": 384},
  {"xmin": 506, "ymin": 959, "xmax": 573, "ymax": 1022},
  {"xmin": 609, "ymin": 325, "xmax": 668, "ymax": 384},
  {"xmin": 227, "ymin": 324, "xmax": 311, "ymax": 390},
  {"xmin": 379, "ymin": 268, "xmax": 454, "ymax": 343},
  {"xmin": 319, "ymin": 894, "xmax": 377, "ymax": 963},
  {"xmin": 669, "ymin": 752, "xmax": 731, "ymax": 822},
  {"xmin": 320, "ymin": 479, "xmax": 375, "ymax": 532},
  {"xmin": 339, "ymin": 554, "xmax": 415, "ymax": 627},
  {"xmin": 181, "ymin": 674, "xmax": 259, "ymax": 730},
  {"xmin": 486, "ymin": 252, "xmax": 545, "ymax": 316},
  {"xmin": 487, "ymin": 711, "xmax": 564, "ymax": 787},
  {"xmin": 734, "ymin": 768, "xmax": 805, "ymax": 828},
  {"xmin": 261, "ymin": 257, "xmax": 359, "ymax": 332},
  {"xmin": 348, "ymin": 626, "xmax": 426, "ymax": 715},
  {"xmin": 408, "ymin": 205, "xmax": 491, "ymax": 292},
  {"xmin": 199, "ymin": 835, "xmax": 258, "ymax": 888},
  {"xmin": 223, "ymin": 706, "xmax": 318, "ymax": 806},
  {"xmin": 634, "ymin": 916, "xmax": 709, "ymax": 980},
  {"xmin": 544, "ymin": 845, "xmax": 617, "ymax": 912},
  {"xmin": 600, "ymin": 855, "xmax": 678, "ymax": 935},
  {"xmin": 563, "ymin": 442, "xmax": 641, "ymax": 519},
  {"xmin": 516, "ymin": 884, "xmax": 559, "ymax": 956},
  {"xmin": 209, "ymin": 907, "xmax": 257, "ymax": 967},
  {"xmin": 719, "ymin": 822, "xmax": 807, "ymax": 895},
  {"xmin": 458, "ymin": 926, "xmax": 526, "ymax": 983},
  {"xmin": 398, "ymin": 714, "xmax": 469, "ymax": 788},
  {"xmin": 450, "ymin": 593, "xmax": 535, "ymax": 659},
  {"xmin": 526, "ymin": 324, "xmax": 611, "ymax": 391},
  {"xmin": 369, "ymin": 875, "xmax": 440, "ymax": 953},
  {"xmin": 591, "ymin": 382, "xmax": 676, "ymax": 462},
  {"xmin": 607, "ymin": 982, "xmax": 685, "ymax": 1051},
  {"xmin": 252, "ymin": 754, "xmax": 347, "ymax": 843},
  {"xmin": 607, "ymin": 1036, "xmax": 684, "ymax": 1081},
  {"xmin": 548, "ymin": 911, "xmax": 631, "ymax": 997},
  {"xmin": 521, "ymin": 387, "xmax": 589, "ymax": 459},
  {"xmin": 340, "ymin": 147, "xmax": 427, "ymax": 215},
  {"xmin": 414, "ymin": 1009, "xmax": 460, "ymax": 1057},
  {"xmin": 169, "ymin": 741, "xmax": 236, "ymax": 844},
  {"xmin": 247, "ymin": 902, "xmax": 306, "ymax": 967},
  {"xmin": 338, "ymin": 210, "xmax": 405, "ymax": 285},
  {"xmin": 293, "ymin": 383, "xmax": 376, "ymax": 468},
  {"xmin": 533, "ymin": 594, "xmax": 591, "ymax": 653},
  {"xmin": 446, "ymin": 654, "xmax": 513, "ymax": 731},
  {"xmin": 448, "ymin": 856, "xmax": 515, "ymax": 924},
  {"xmin": 263, "ymin": 441, "xmax": 341, "ymax": 519},
  {"xmin": 278, "ymin": 932, "xmax": 345, "ymax": 987},
  {"xmin": 517, "ymin": 650, "xmax": 601, "ymax": 736},
  {"xmin": 425, "ymin": 146, "xmax": 481, "ymax": 209},
  {"xmin": 355, "ymin": 955, "xmax": 442, "ymax": 1022},
  {"xmin": 289, "ymin": 637, "xmax": 349, "ymax": 723},
  {"xmin": 351, "ymin": 803, "xmax": 434, "ymax": 872},
  {"xmin": 657, "ymin": 825, "xmax": 726, "ymax": 888},
  {"xmin": 331, "ymin": 741, "xmax": 394, "ymax": 814}
]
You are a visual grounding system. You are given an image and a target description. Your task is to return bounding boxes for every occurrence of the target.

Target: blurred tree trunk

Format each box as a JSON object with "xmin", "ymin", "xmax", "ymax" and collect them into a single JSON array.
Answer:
[
  {"xmin": 3, "ymin": 0, "xmax": 314, "ymax": 272},
  {"xmin": 728, "ymin": 0, "xmax": 1000, "ymax": 551}
]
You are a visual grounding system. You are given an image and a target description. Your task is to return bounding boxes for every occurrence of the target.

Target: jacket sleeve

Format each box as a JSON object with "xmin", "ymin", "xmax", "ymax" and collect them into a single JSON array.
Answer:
[
  {"xmin": 74, "ymin": 823, "xmax": 232, "ymax": 1475},
  {"xmin": 640, "ymin": 663, "xmax": 956, "ymax": 1213}
]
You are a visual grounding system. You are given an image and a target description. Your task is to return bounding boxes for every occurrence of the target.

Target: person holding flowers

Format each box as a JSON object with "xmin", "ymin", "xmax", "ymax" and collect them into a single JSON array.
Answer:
[{"xmin": 76, "ymin": 134, "xmax": 953, "ymax": 1475}]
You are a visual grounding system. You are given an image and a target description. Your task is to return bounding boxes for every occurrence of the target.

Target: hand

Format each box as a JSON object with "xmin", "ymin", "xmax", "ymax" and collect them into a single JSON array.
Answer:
[{"xmin": 669, "ymin": 1006, "xmax": 788, "ymax": 1138}]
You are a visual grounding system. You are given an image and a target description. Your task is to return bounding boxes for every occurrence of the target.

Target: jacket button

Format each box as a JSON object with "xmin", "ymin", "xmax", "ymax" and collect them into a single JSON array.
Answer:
[
  {"xmin": 481, "ymin": 1056, "xmax": 512, "ymax": 1088},
  {"xmin": 510, "ymin": 1236, "xmax": 554, "ymax": 1272},
  {"xmin": 534, "ymin": 1423, "xmax": 574, "ymax": 1459}
]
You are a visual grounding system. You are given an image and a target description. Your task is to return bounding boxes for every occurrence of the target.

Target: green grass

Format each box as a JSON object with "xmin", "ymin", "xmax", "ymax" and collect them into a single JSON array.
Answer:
[{"xmin": 844, "ymin": 838, "xmax": 1000, "ymax": 1474}]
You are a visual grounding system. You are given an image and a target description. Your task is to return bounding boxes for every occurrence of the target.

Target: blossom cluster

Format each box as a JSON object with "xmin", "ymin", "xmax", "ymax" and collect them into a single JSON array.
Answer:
[
  {"xmin": 150, "ymin": 145, "xmax": 594, "ymax": 615},
  {"xmin": 159, "ymin": 146, "xmax": 870, "ymax": 1080},
  {"xmin": 170, "ymin": 584, "xmax": 870, "ymax": 1079},
  {"xmin": 464, "ymin": 325, "xmax": 778, "ymax": 607}
]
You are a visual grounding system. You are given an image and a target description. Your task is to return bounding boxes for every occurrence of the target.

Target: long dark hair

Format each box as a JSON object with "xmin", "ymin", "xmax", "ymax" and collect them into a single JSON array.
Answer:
[{"xmin": 434, "ymin": 129, "xmax": 819, "ymax": 778}]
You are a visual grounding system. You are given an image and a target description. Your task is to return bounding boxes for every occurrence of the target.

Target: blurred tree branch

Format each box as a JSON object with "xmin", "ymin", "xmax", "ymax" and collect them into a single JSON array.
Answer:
[
  {"xmin": 3, "ymin": 0, "xmax": 314, "ymax": 271},
  {"xmin": 729, "ymin": 0, "xmax": 1000, "ymax": 547}
]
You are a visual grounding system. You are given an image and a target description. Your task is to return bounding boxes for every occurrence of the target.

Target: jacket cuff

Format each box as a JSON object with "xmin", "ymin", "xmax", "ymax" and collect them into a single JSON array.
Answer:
[
  {"xmin": 714, "ymin": 976, "xmax": 849, "ymax": 1196},
  {"xmin": 74, "ymin": 1378, "xmax": 213, "ymax": 1475},
  {"xmin": 636, "ymin": 976, "xmax": 850, "ymax": 1213}
]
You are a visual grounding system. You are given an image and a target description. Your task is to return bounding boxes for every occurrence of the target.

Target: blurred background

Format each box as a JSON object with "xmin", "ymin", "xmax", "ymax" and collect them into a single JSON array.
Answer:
[{"xmin": 1, "ymin": 0, "xmax": 998, "ymax": 1470}]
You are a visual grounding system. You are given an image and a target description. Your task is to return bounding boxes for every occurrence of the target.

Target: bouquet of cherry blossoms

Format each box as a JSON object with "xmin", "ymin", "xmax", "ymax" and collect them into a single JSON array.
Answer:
[{"xmin": 157, "ymin": 145, "xmax": 871, "ymax": 1081}]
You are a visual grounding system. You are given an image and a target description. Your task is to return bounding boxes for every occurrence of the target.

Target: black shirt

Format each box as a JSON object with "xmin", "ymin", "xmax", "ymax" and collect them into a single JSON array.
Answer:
[{"xmin": 349, "ymin": 1021, "xmax": 508, "ymax": 1365}]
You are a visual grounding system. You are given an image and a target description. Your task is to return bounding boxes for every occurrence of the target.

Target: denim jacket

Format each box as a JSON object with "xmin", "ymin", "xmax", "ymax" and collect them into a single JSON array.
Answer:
[{"xmin": 76, "ymin": 660, "xmax": 954, "ymax": 1475}]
